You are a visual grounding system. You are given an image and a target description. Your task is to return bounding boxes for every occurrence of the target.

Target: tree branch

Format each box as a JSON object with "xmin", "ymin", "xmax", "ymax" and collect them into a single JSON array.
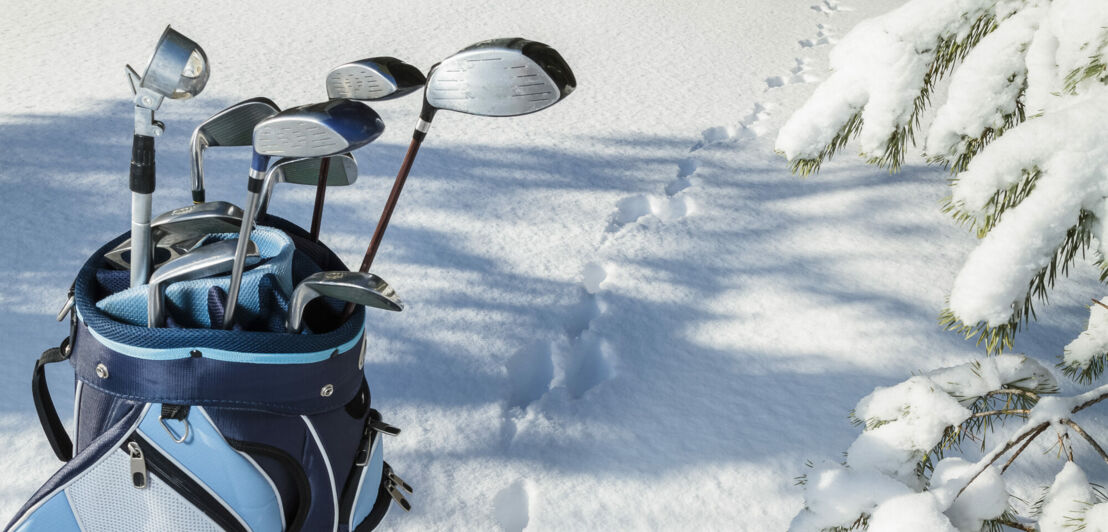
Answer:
[
  {"xmin": 956, "ymin": 421, "xmax": 1050, "ymax": 500},
  {"xmin": 994, "ymin": 517, "xmax": 1036, "ymax": 532},
  {"xmin": 971, "ymin": 409, "xmax": 1029, "ymax": 419},
  {"xmin": 1002, "ymin": 423, "xmax": 1049, "ymax": 473},
  {"xmin": 1065, "ymin": 420, "xmax": 1108, "ymax": 467},
  {"xmin": 985, "ymin": 389, "xmax": 1041, "ymax": 402}
]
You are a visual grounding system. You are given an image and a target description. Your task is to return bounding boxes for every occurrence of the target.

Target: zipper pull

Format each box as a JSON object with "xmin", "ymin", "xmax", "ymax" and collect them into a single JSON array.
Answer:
[
  {"xmin": 369, "ymin": 418, "xmax": 401, "ymax": 437},
  {"xmin": 128, "ymin": 441, "xmax": 148, "ymax": 489},
  {"xmin": 388, "ymin": 470, "xmax": 413, "ymax": 494},
  {"xmin": 385, "ymin": 479, "xmax": 412, "ymax": 512}
]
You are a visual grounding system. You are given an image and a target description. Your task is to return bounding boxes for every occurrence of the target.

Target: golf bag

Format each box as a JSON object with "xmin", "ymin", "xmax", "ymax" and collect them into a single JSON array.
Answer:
[{"xmin": 5, "ymin": 216, "xmax": 407, "ymax": 532}]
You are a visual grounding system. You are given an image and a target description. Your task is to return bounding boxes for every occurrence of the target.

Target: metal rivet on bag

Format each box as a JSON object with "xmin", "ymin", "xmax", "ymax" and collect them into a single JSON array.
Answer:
[
  {"xmin": 321, "ymin": 384, "xmax": 334, "ymax": 397},
  {"xmin": 95, "ymin": 363, "xmax": 109, "ymax": 379},
  {"xmin": 190, "ymin": 350, "xmax": 202, "ymax": 358}
]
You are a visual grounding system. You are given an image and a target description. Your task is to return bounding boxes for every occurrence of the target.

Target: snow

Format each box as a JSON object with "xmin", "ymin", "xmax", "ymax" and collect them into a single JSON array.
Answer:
[
  {"xmin": 1040, "ymin": 462, "xmax": 1095, "ymax": 532},
  {"xmin": 0, "ymin": 0, "xmax": 1106, "ymax": 531},
  {"xmin": 925, "ymin": 4, "xmax": 1043, "ymax": 162},
  {"xmin": 1064, "ymin": 301, "xmax": 1108, "ymax": 376},
  {"xmin": 867, "ymin": 492, "xmax": 957, "ymax": 532},
  {"xmin": 930, "ymin": 458, "xmax": 1007, "ymax": 531}
]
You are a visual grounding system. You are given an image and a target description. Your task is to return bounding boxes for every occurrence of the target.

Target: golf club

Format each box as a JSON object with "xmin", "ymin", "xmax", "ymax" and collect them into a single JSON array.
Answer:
[
  {"xmin": 190, "ymin": 97, "xmax": 280, "ymax": 204},
  {"xmin": 222, "ymin": 99, "xmax": 385, "ymax": 329},
  {"xmin": 125, "ymin": 25, "xmax": 209, "ymax": 286},
  {"xmin": 256, "ymin": 154, "xmax": 358, "ymax": 218},
  {"xmin": 341, "ymin": 38, "xmax": 574, "ymax": 318},
  {"xmin": 103, "ymin": 228, "xmax": 201, "ymax": 271},
  {"xmin": 147, "ymin": 238, "xmax": 257, "ymax": 327},
  {"xmin": 305, "ymin": 57, "xmax": 426, "ymax": 241},
  {"xmin": 286, "ymin": 270, "xmax": 403, "ymax": 333},
  {"xmin": 105, "ymin": 200, "xmax": 244, "ymax": 262}
]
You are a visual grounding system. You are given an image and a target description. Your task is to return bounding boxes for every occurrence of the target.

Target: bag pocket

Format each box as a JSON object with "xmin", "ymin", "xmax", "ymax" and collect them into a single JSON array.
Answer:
[{"xmin": 6, "ymin": 403, "xmax": 283, "ymax": 532}]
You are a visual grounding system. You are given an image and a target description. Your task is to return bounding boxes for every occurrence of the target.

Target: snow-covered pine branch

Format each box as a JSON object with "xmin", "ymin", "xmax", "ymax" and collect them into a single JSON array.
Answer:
[
  {"xmin": 788, "ymin": 355, "xmax": 1108, "ymax": 532},
  {"xmin": 778, "ymin": 0, "xmax": 1108, "ymax": 354}
]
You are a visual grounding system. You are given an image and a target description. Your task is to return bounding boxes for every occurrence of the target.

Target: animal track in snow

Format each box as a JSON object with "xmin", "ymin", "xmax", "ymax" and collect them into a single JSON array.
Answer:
[
  {"xmin": 766, "ymin": 58, "xmax": 819, "ymax": 89},
  {"xmin": 799, "ymin": 24, "xmax": 837, "ymax": 48},
  {"xmin": 811, "ymin": 0, "xmax": 851, "ymax": 14},
  {"xmin": 503, "ymin": 263, "xmax": 616, "ymax": 417},
  {"xmin": 605, "ymin": 194, "xmax": 692, "ymax": 233},
  {"xmin": 493, "ymin": 480, "xmax": 531, "ymax": 532},
  {"xmin": 506, "ymin": 341, "xmax": 555, "ymax": 409}
]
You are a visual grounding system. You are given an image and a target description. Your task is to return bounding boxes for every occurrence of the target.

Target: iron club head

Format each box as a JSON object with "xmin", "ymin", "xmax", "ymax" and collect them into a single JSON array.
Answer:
[
  {"xmin": 190, "ymin": 97, "xmax": 280, "ymax": 203},
  {"xmin": 257, "ymin": 154, "xmax": 358, "ymax": 217},
  {"xmin": 147, "ymin": 238, "xmax": 258, "ymax": 327},
  {"xmin": 287, "ymin": 271, "xmax": 403, "ymax": 333}
]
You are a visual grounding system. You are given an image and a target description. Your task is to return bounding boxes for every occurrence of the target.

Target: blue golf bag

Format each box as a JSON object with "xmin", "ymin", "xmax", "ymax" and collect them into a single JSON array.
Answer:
[{"xmin": 5, "ymin": 216, "xmax": 409, "ymax": 531}]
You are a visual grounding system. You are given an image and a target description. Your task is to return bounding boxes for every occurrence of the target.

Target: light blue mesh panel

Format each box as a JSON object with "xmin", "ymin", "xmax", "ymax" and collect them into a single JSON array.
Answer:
[{"xmin": 96, "ymin": 227, "xmax": 295, "ymax": 328}]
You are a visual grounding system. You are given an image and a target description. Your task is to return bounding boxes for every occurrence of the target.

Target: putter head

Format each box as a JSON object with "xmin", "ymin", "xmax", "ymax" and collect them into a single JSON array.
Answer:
[
  {"xmin": 424, "ymin": 38, "xmax": 576, "ymax": 118},
  {"xmin": 326, "ymin": 57, "xmax": 426, "ymax": 101},
  {"xmin": 147, "ymin": 238, "xmax": 258, "ymax": 327},
  {"xmin": 257, "ymin": 154, "xmax": 359, "ymax": 217},
  {"xmin": 191, "ymin": 97, "xmax": 280, "ymax": 202},
  {"xmin": 253, "ymin": 99, "xmax": 385, "ymax": 158},
  {"xmin": 137, "ymin": 26, "xmax": 210, "ymax": 101},
  {"xmin": 287, "ymin": 271, "xmax": 403, "ymax": 333},
  {"xmin": 152, "ymin": 201, "xmax": 244, "ymax": 239}
]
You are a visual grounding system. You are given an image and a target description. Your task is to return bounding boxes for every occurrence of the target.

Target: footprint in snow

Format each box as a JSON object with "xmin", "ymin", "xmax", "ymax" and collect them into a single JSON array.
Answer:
[
  {"xmin": 811, "ymin": 0, "xmax": 851, "ymax": 14},
  {"xmin": 493, "ymin": 480, "xmax": 531, "ymax": 532},
  {"xmin": 604, "ymin": 194, "xmax": 692, "ymax": 233},
  {"xmin": 766, "ymin": 58, "xmax": 819, "ymax": 89},
  {"xmin": 799, "ymin": 23, "xmax": 837, "ymax": 48}
]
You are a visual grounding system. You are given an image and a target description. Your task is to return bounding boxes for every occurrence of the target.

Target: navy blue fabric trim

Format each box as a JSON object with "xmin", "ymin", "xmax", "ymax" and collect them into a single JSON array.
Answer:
[
  {"xmin": 69, "ymin": 323, "xmax": 365, "ymax": 415},
  {"xmin": 72, "ymin": 219, "xmax": 365, "ymax": 354},
  {"xmin": 4, "ymin": 403, "xmax": 144, "ymax": 531}
]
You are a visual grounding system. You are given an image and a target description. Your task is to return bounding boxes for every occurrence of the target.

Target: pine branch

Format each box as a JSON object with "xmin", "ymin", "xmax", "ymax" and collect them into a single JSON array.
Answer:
[
  {"xmin": 1063, "ymin": 29, "xmax": 1108, "ymax": 94},
  {"xmin": 940, "ymin": 209, "xmax": 1096, "ymax": 356},
  {"xmin": 787, "ymin": 12, "xmax": 997, "ymax": 176},
  {"xmin": 788, "ymin": 111, "xmax": 863, "ymax": 177},
  {"xmin": 1065, "ymin": 420, "xmax": 1108, "ymax": 468}
]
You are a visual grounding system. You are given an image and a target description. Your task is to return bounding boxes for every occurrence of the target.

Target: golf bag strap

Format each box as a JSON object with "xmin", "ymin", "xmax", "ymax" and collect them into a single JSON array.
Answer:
[{"xmin": 32, "ymin": 339, "xmax": 73, "ymax": 462}]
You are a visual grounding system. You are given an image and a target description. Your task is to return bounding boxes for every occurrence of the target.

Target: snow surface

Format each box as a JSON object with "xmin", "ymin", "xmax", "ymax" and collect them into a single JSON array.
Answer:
[{"xmin": 1, "ymin": 0, "xmax": 1106, "ymax": 530}]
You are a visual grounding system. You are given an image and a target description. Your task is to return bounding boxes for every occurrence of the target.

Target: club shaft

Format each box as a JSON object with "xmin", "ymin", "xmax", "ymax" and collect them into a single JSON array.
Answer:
[
  {"xmin": 359, "ymin": 133, "xmax": 423, "ymax": 273},
  {"xmin": 343, "ymin": 129, "xmax": 426, "ymax": 320},
  {"xmin": 222, "ymin": 170, "xmax": 264, "ymax": 329},
  {"xmin": 130, "ymin": 192, "xmax": 153, "ymax": 286},
  {"xmin": 309, "ymin": 157, "xmax": 331, "ymax": 241}
]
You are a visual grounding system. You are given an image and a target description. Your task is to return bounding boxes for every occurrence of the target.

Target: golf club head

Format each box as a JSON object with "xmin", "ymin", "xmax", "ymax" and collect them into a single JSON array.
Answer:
[
  {"xmin": 257, "ymin": 154, "xmax": 359, "ymax": 216},
  {"xmin": 287, "ymin": 271, "xmax": 403, "ymax": 333},
  {"xmin": 147, "ymin": 238, "xmax": 258, "ymax": 327},
  {"xmin": 424, "ymin": 38, "xmax": 576, "ymax": 118},
  {"xmin": 326, "ymin": 57, "xmax": 426, "ymax": 101},
  {"xmin": 191, "ymin": 97, "xmax": 280, "ymax": 202},
  {"xmin": 253, "ymin": 99, "xmax": 385, "ymax": 158},
  {"xmin": 103, "ymin": 229, "xmax": 201, "ymax": 271},
  {"xmin": 152, "ymin": 201, "xmax": 244, "ymax": 239},
  {"xmin": 138, "ymin": 26, "xmax": 210, "ymax": 101}
]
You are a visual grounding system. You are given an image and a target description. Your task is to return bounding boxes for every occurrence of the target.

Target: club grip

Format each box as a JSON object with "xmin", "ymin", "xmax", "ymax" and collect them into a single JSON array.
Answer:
[{"xmin": 130, "ymin": 134, "xmax": 156, "ymax": 194}]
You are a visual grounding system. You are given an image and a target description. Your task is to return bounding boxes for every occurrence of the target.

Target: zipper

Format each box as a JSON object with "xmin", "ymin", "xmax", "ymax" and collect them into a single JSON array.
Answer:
[
  {"xmin": 127, "ymin": 441, "xmax": 147, "ymax": 489},
  {"xmin": 120, "ymin": 434, "xmax": 247, "ymax": 532}
]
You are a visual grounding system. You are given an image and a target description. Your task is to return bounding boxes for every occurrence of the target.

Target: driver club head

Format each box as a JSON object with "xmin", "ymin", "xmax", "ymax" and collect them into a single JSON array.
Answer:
[
  {"xmin": 147, "ymin": 238, "xmax": 258, "ymax": 327},
  {"xmin": 191, "ymin": 97, "xmax": 280, "ymax": 202},
  {"xmin": 424, "ymin": 38, "xmax": 576, "ymax": 118},
  {"xmin": 287, "ymin": 270, "xmax": 403, "ymax": 333},
  {"xmin": 253, "ymin": 99, "xmax": 385, "ymax": 158},
  {"xmin": 257, "ymin": 154, "xmax": 358, "ymax": 217},
  {"xmin": 326, "ymin": 57, "xmax": 426, "ymax": 101}
]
